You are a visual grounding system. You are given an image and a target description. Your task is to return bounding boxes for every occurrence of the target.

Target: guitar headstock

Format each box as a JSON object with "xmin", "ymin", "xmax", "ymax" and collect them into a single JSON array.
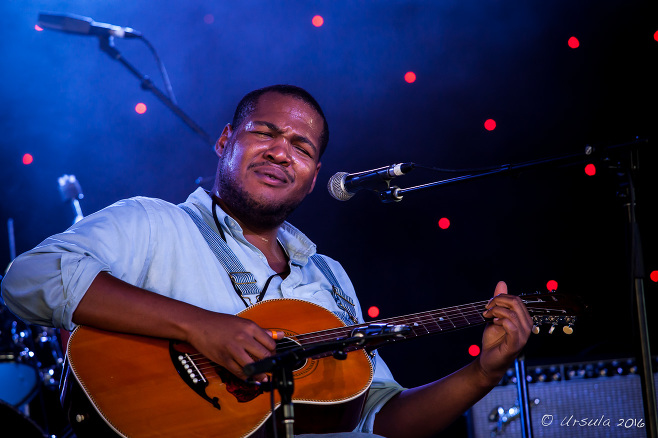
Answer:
[{"xmin": 521, "ymin": 291, "xmax": 586, "ymax": 335}]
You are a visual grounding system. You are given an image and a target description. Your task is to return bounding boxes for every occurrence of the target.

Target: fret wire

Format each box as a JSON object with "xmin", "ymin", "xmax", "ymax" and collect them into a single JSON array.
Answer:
[
  {"xmin": 181, "ymin": 299, "xmax": 541, "ymax": 363},
  {"xmin": 173, "ymin": 298, "xmax": 558, "ymax": 374}
]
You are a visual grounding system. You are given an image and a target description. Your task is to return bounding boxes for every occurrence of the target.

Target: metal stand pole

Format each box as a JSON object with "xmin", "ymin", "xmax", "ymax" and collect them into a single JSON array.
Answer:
[
  {"xmin": 620, "ymin": 151, "xmax": 657, "ymax": 438},
  {"xmin": 514, "ymin": 355, "xmax": 533, "ymax": 438}
]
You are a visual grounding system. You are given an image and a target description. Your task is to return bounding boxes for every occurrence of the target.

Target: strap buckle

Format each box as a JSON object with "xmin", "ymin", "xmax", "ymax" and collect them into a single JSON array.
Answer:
[{"xmin": 229, "ymin": 271, "xmax": 257, "ymax": 286}]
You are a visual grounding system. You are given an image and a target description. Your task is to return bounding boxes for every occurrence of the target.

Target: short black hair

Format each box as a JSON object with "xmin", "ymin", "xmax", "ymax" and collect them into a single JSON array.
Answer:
[{"xmin": 232, "ymin": 85, "xmax": 329, "ymax": 157}]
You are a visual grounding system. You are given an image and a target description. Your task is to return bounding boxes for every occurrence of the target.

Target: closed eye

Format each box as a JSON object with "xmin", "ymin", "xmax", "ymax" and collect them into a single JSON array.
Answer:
[
  {"xmin": 294, "ymin": 145, "xmax": 312, "ymax": 157},
  {"xmin": 253, "ymin": 131, "xmax": 273, "ymax": 138}
]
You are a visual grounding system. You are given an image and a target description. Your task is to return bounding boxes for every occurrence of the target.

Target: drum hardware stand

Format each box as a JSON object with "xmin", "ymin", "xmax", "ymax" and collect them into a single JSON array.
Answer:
[
  {"xmin": 3, "ymin": 218, "xmax": 17, "ymax": 280},
  {"xmin": 373, "ymin": 138, "xmax": 656, "ymax": 437},
  {"xmin": 244, "ymin": 325, "xmax": 410, "ymax": 438}
]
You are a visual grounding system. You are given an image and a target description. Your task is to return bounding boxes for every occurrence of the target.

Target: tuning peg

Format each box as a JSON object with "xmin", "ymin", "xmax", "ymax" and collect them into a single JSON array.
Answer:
[
  {"xmin": 532, "ymin": 325, "xmax": 540, "ymax": 335},
  {"xmin": 563, "ymin": 324, "xmax": 574, "ymax": 335},
  {"xmin": 548, "ymin": 324, "xmax": 557, "ymax": 334}
]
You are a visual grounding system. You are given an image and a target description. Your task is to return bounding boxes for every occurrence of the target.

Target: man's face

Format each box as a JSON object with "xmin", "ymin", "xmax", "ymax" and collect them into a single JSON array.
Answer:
[{"xmin": 214, "ymin": 92, "xmax": 323, "ymax": 229}]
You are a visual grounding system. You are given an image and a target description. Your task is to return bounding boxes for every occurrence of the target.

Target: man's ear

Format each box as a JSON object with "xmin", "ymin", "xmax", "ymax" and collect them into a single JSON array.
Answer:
[{"xmin": 215, "ymin": 124, "xmax": 233, "ymax": 157}]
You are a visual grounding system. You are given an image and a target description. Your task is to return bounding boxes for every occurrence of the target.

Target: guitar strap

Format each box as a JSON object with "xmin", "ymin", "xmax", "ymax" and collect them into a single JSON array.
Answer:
[
  {"xmin": 180, "ymin": 205, "xmax": 259, "ymax": 306},
  {"xmin": 180, "ymin": 205, "xmax": 358, "ymax": 325},
  {"xmin": 310, "ymin": 254, "xmax": 358, "ymax": 325}
]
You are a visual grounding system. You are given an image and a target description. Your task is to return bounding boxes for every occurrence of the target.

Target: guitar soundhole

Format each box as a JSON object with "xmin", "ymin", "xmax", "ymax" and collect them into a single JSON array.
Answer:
[{"xmin": 276, "ymin": 337, "xmax": 308, "ymax": 371}]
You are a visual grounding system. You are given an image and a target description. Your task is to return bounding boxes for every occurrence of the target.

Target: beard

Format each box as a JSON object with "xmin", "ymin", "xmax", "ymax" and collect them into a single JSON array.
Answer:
[{"xmin": 215, "ymin": 164, "xmax": 303, "ymax": 230}]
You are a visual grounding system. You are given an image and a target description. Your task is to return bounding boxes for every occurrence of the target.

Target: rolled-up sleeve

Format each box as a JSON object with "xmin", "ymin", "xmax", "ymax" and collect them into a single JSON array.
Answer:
[{"xmin": 1, "ymin": 199, "xmax": 151, "ymax": 330}]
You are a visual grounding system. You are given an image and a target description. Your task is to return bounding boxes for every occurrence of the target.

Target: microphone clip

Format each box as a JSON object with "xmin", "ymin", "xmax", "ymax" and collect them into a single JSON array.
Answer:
[{"xmin": 327, "ymin": 162, "xmax": 414, "ymax": 202}]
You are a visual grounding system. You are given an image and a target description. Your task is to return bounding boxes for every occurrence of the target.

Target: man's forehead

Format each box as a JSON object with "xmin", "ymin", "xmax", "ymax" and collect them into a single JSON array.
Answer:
[{"xmin": 248, "ymin": 93, "xmax": 322, "ymax": 132}]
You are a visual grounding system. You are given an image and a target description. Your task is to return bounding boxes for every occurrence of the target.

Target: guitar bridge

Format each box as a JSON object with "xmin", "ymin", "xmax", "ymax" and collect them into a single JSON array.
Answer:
[{"xmin": 169, "ymin": 341, "xmax": 221, "ymax": 410}]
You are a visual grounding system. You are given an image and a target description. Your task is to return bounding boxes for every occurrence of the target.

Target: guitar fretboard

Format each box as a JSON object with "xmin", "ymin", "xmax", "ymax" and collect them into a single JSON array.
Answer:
[{"xmin": 289, "ymin": 300, "xmax": 491, "ymax": 357}]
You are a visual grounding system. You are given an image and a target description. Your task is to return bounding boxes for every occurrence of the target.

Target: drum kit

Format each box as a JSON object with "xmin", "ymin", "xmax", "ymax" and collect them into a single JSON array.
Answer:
[
  {"xmin": 0, "ymin": 175, "xmax": 84, "ymax": 437},
  {"xmin": 0, "ymin": 304, "xmax": 69, "ymax": 437}
]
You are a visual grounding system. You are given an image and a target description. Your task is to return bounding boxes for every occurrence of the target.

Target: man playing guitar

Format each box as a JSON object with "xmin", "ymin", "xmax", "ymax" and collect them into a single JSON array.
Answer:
[{"xmin": 1, "ymin": 85, "xmax": 532, "ymax": 437}]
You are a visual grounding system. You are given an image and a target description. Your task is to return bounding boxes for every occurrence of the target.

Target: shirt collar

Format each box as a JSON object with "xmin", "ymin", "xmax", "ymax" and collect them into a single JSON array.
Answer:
[{"xmin": 183, "ymin": 187, "xmax": 317, "ymax": 266}]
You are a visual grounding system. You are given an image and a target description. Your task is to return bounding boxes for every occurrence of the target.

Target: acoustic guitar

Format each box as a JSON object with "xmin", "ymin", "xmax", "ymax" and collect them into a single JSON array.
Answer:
[{"xmin": 62, "ymin": 292, "xmax": 583, "ymax": 437}]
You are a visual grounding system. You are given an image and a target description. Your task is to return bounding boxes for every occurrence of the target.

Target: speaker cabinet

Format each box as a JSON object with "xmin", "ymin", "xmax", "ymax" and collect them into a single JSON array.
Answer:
[{"xmin": 469, "ymin": 358, "xmax": 654, "ymax": 437}]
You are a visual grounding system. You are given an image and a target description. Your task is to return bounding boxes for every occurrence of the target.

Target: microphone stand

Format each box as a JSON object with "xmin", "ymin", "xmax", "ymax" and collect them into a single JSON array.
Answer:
[
  {"xmin": 514, "ymin": 354, "xmax": 532, "ymax": 438},
  {"xmin": 97, "ymin": 35, "xmax": 213, "ymax": 147},
  {"xmin": 244, "ymin": 330, "xmax": 409, "ymax": 438},
  {"xmin": 616, "ymin": 148, "xmax": 657, "ymax": 437},
  {"xmin": 377, "ymin": 138, "xmax": 656, "ymax": 437}
]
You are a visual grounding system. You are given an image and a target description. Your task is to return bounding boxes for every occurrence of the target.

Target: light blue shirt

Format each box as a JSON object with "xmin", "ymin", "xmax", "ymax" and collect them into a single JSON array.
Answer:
[{"xmin": 1, "ymin": 187, "xmax": 403, "ymax": 433}]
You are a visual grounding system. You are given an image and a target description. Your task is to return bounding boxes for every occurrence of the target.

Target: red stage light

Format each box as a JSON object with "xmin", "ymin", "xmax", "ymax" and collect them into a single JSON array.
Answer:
[
  {"xmin": 468, "ymin": 345, "xmax": 480, "ymax": 357},
  {"xmin": 404, "ymin": 71, "xmax": 416, "ymax": 83},
  {"xmin": 484, "ymin": 119, "xmax": 496, "ymax": 131},
  {"xmin": 312, "ymin": 15, "xmax": 324, "ymax": 27},
  {"xmin": 35, "ymin": 25, "xmax": 44, "ymax": 31},
  {"xmin": 584, "ymin": 163, "xmax": 596, "ymax": 176},
  {"xmin": 546, "ymin": 280, "xmax": 558, "ymax": 291},
  {"xmin": 23, "ymin": 153, "xmax": 34, "ymax": 165},
  {"xmin": 135, "ymin": 103, "xmax": 147, "ymax": 114},
  {"xmin": 367, "ymin": 306, "xmax": 380, "ymax": 318},
  {"xmin": 438, "ymin": 218, "xmax": 450, "ymax": 229},
  {"xmin": 203, "ymin": 14, "xmax": 215, "ymax": 24},
  {"xmin": 650, "ymin": 271, "xmax": 658, "ymax": 283},
  {"xmin": 654, "ymin": 30, "xmax": 658, "ymax": 42},
  {"xmin": 568, "ymin": 36, "xmax": 580, "ymax": 49}
]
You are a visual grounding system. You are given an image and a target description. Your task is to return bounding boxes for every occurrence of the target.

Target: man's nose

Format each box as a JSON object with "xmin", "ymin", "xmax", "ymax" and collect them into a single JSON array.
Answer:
[{"xmin": 264, "ymin": 139, "xmax": 292, "ymax": 165}]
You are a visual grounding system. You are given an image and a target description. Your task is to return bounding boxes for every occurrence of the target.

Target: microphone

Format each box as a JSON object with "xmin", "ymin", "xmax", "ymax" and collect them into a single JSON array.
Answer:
[
  {"xmin": 37, "ymin": 12, "xmax": 142, "ymax": 39},
  {"xmin": 327, "ymin": 162, "xmax": 414, "ymax": 201}
]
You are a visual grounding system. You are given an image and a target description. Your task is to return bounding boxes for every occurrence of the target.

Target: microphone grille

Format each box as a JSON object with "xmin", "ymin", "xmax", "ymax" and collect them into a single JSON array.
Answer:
[{"xmin": 327, "ymin": 172, "xmax": 353, "ymax": 201}]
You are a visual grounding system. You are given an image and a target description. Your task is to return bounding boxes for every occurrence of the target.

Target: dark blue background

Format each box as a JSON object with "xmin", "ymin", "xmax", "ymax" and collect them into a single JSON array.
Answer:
[{"xmin": 1, "ymin": 1, "xmax": 656, "ymax": 393}]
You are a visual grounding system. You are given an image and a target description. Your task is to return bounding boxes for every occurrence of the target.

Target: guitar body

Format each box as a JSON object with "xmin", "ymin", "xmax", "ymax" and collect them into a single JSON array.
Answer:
[{"xmin": 65, "ymin": 299, "xmax": 373, "ymax": 438}]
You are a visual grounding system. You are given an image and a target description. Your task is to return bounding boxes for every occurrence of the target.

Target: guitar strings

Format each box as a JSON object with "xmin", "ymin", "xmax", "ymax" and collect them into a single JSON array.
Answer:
[
  {"xmin": 185, "ymin": 300, "xmax": 494, "ymax": 372},
  {"xmin": 184, "ymin": 299, "xmax": 561, "ymax": 373}
]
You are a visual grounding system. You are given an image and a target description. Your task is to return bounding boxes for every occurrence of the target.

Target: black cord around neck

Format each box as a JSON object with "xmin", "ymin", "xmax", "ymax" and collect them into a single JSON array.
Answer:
[{"xmin": 210, "ymin": 194, "xmax": 227, "ymax": 242}]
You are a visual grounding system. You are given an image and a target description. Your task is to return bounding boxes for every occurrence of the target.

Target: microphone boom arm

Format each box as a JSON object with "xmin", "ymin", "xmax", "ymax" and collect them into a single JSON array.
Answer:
[
  {"xmin": 377, "ymin": 138, "xmax": 648, "ymax": 203},
  {"xmin": 98, "ymin": 36, "xmax": 213, "ymax": 147}
]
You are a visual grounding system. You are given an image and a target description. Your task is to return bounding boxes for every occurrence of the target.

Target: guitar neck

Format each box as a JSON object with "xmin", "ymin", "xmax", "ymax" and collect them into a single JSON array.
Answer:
[
  {"xmin": 372, "ymin": 300, "xmax": 490, "ymax": 336},
  {"xmin": 293, "ymin": 300, "xmax": 491, "ymax": 357},
  {"xmin": 291, "ymin": 291, "xmax": 582, "ymax": 358}
]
